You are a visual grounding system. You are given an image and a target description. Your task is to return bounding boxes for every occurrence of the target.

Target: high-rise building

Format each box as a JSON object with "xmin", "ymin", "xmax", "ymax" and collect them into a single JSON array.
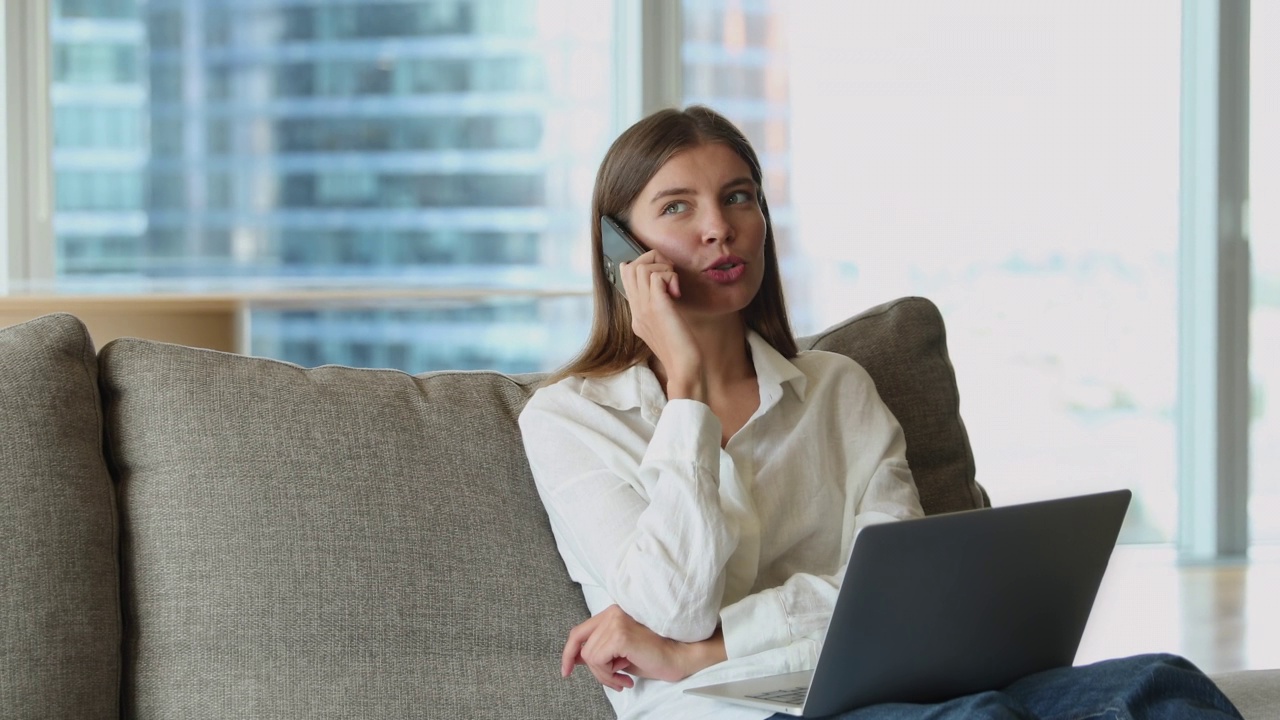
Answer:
[{"xmin": 52, "ymin": 0, "xmax": 613, "ymax": 372}]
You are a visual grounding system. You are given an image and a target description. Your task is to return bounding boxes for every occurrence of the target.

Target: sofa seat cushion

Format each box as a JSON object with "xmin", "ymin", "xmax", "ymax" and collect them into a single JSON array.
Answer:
[
  {"xmin": 1212, "ymin": 669, "xmax": 1280, "ymax": 720},
  {"xmin": 99, "ymin": 340, "xmax": 611, "ymax": 719},
  {"xmin": 0, "ymin": 313, "xmax": 119, "ymax": 718}
]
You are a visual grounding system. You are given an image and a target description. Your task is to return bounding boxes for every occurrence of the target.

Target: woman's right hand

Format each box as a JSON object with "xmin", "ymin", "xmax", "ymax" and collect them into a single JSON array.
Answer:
[
  {"xmin": 562, "ymin": 604, "xmax": 726, "ymax": 692},
  {"xmin": 620, "ymin": 251, "xmax": 706, "ymax": 401}
]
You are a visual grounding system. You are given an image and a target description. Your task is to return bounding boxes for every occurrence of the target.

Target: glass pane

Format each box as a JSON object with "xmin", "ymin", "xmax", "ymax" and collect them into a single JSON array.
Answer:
[
  {"xmin": 1251, "ymin": 2, "xmax": 1279, "ymax": 545},
  {"xmin": 49, "ymin": 0, "xmax": 612, "ymax": 372},
  {"xmin": 691, "ymin": 1, "xmax": 1180, "ymax": 542}
]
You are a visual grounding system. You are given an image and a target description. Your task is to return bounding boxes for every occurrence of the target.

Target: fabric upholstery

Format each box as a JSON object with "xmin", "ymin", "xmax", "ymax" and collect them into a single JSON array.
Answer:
[
  {"xmin": 99, "ymin": 340, "xmax": 611, "ymax": 719},
  {"xmin": 1209, "ymin": 670, "xmax": 1280, "ymax": 720},
  {"xmin": 798, "ymin": 296, "xmax": 986, "ymax": 515},
  {"xmin": 0, "ymin": 313, "xmax": 120, "ymax": 719}
]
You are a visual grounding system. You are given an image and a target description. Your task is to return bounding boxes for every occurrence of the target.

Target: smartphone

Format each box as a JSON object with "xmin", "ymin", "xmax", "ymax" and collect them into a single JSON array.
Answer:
[{"xmin": 600, "ymin": 215, "xmax": 647, "ymax": 298}]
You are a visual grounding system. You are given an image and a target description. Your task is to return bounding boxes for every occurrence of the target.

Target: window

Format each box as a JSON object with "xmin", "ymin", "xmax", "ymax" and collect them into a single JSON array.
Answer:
[{"xmin": 46, "ymin": 0, "xmax": 615, "ymax": 371}]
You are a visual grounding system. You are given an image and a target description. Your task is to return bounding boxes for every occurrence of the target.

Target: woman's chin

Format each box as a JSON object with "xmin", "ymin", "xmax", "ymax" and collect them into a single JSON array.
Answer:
[{"xmin": 680, "ymin": 296, "xmax": 756, "ymax": 323}]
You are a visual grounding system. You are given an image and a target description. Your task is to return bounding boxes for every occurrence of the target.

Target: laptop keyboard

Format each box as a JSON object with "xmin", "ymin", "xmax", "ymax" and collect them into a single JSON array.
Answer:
[{"xmin": 748, "ymin": 686, "xmax": 808, "ymax": 706}]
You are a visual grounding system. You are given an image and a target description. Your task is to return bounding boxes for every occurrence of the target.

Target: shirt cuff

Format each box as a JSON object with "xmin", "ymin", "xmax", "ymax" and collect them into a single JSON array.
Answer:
[
  {"xmin": 720, "ymin": 587, "xmax": 790, "ymax": 658},
  {"xmin": 642, "ymin": 399, "xmax": 722, "ymax": 476}
]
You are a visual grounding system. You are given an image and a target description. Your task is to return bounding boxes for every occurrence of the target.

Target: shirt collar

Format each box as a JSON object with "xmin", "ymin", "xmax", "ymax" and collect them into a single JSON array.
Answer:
[
  {"xmin": 747, "ymin": 330, "xmax": 808, "ymax": 402},
  {"xmin": 577, "ymin": 330, "xmax": 808, "ymax": 417}
]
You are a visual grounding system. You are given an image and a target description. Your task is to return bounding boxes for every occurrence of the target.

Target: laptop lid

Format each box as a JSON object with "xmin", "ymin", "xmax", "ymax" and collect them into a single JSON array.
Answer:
[
  {"xmin": 685, "ymin": 490, "xmax": 1131, "ymax": 717},
  {"xmin": 801, "ymin": 489, "xmax": 1131, "ymax": 716}
]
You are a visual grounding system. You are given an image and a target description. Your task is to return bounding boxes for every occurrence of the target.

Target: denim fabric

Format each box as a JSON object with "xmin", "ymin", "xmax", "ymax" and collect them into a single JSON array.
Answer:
[{"xmin": 774, "ymin": 654, "xmax": 1243, "ymax": 720}]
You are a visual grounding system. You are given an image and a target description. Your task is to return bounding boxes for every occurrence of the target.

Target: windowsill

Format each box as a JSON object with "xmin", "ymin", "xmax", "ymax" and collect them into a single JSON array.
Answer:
[
  {"xmin": 0, "ymin": 277, "xmax": 591, "ymax": 353},
  {"xmin": 0, "ymin": 276, "xmax": 590, "ymax": 307}
]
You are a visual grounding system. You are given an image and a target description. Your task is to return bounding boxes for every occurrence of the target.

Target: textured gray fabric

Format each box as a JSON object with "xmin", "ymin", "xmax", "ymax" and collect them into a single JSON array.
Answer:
[
  {"xmin": 99, "ymin": 340, "xmax": 611, "ymax": 719},
  {"xmin": 798, "ymin": 296, "xmax": 986, "ymax": 516},
  {"xmin": 0, "ymin": 313, "xmax": 120, "ymax": 719},
  {"xmin": 1210, "ymin": 670, "xmax": 1280, "ymax": 720}
]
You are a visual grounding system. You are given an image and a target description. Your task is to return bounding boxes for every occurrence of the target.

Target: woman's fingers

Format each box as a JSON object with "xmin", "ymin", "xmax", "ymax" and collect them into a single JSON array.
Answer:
[
  {"xmin": 563, "ymin": 616, "xmax": 628, "ymax": 691},
  {"xmin": 622, "ymin": 261, "xmax": 674, "ymax": 302},
  {"xmin": 563, "ymin": 606, "xmax": 645, "ymax": 692},
  {"xmin": 582, "ymin": 641, "xmax": 626, "ymax": 690},
  {"xmin": 582, "ymin": 637, "xmax": 635, "ymax": 691},
  {"xmin": 562, "ymin": 617, "xmax": 598, "ymax": 677},
  {"xmin": 560, "ymin": 640, "xmax": 581, "ymax": 678},
  {"xmin": 647, "ymin": 267, "xmax": 679, "ymax": 303}
]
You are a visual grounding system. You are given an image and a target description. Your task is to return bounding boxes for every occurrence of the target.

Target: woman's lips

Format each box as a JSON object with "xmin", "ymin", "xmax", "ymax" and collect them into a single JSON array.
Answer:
[{"xmin": 704, "ymin": 259, "xmax": 747, "ymax": 283}]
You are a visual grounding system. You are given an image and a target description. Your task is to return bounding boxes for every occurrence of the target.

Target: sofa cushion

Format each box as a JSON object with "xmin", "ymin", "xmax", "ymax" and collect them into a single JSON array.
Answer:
[
  {"xmin": 799, "ymin": 296, "xmax": 985, "ymax": 515},
  {"xmin": 0, "ymin": 313, "xmax": 119, "ymax": 719},
  {"xmin": 99, "ymin": 340, "xmax": 611, "ymax": 719},
  {"xmin": 1211, "ymin": 670, "xmax": 1280, "ymax": 720}
]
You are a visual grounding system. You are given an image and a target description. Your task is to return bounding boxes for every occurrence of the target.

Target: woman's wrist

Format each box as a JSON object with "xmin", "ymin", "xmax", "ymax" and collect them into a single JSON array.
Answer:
[
  {"xmin": 662, "ymin": 357, "xmax": 708, "ymax": 403},
  {"xmin": 665, "ymin": 376, "xmax": 707, "ymax": 403},
  {"xmin": 675, "ymin": 627, "xmax": 727, "ymax": 678}
]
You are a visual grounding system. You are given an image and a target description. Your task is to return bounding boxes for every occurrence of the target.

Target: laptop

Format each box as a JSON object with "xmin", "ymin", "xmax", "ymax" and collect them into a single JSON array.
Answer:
[{"xmin": 684, "ymin": 489, "xmax": 1131, "ymax": 717}]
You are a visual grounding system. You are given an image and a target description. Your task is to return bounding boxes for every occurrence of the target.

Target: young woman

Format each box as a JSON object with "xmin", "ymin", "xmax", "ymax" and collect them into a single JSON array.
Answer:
[{"xmin": 518, "ymin": 106, "xmax": 1241, "ymax": 720}]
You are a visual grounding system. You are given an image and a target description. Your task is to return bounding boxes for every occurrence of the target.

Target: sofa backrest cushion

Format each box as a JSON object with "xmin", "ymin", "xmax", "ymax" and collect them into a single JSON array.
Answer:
[
  {"xmin": 0, "ymin": 313, "xmax": 120, "ymax": 719},
  {"xmin": 99, "ymin": 341, "xmax": 612, "ymax": 719},
  {"xmin": 799, "ymin": 296, "xmax": 985, "ymax": 515}
]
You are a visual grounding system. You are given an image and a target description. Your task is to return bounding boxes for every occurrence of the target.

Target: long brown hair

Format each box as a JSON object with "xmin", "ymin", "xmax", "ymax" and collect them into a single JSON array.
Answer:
[{"xmin": 547, "ymin": 106, "xmax": 797, "ymax": 384}]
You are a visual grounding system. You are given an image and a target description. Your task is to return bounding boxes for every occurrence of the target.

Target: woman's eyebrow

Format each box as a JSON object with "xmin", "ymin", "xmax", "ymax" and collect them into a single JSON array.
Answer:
[
  {"xmin": 648, "ymin": 177, "xmax": 756, "ymax": 204},
  {"xmin": 649, "ymin": 187, "xmax": 694, "ymax": 203}
]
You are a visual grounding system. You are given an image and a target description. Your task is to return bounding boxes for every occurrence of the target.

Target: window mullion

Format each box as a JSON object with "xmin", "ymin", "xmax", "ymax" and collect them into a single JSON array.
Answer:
[
  {"xmin": 613, "ymin": 0, "xmax": 682, "ymax": 134},
  {"xmin": 1178, "ymin": 0, "xmax": 1251, "ymax": 561},
  {"xmin": 2, "ymin": 0, "xmax": 54, "ymax": 285},
  {"xmin": 640, "ymin": 0, "xmax": 683, "ymax": 115}
]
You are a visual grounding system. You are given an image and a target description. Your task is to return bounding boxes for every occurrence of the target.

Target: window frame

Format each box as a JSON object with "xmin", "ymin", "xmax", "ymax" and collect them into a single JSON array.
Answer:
[{"xmin": 1178, "ymin": 0, "xmax": 1252, "ymax": 561}]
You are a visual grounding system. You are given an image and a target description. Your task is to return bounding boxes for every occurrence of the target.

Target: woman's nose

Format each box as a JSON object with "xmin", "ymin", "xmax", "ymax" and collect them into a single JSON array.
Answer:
[{"xmin": 700, "ymin": 208, "xmax": 733, "ymax": 244}]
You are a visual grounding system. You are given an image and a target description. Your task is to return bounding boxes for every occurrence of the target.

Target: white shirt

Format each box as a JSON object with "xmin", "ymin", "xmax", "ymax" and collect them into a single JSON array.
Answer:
[{"xmin": 519, "ymin": 331, "xmax": 924, "ymax": 719}]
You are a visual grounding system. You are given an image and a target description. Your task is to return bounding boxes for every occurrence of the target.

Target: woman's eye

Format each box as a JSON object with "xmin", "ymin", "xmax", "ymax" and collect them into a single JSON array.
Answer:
[
  {"xmin": 662, "ymin": 201, "xmax": 689, "ymax": 215},
  {"xmin": 726, "ymin": 190, "xmax": 755, "ymax": 205}
]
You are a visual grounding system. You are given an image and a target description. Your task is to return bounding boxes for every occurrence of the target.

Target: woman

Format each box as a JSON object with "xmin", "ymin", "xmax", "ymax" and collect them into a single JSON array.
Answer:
[{"xmin": 518, "ymin": 106, "xmax": 1241, "ymax": 720}]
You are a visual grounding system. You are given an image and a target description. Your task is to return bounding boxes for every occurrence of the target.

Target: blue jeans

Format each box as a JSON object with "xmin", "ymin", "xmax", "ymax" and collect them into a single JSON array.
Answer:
[{"xmin": 772, "ymin": 654, "xmax": 1243, "ymax": 720}]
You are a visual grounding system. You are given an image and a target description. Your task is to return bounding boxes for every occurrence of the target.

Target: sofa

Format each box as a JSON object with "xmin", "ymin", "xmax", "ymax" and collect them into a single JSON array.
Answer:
[{"xmin": 2, "ymin": 296, "xmax": 1277, "ymax": 719}]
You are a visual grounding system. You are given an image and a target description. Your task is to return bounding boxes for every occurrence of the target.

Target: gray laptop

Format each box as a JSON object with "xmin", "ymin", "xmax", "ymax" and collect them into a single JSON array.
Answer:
[{"xmin": 684, "ymin": 490, "xmax": 1131, "ymax": 717}]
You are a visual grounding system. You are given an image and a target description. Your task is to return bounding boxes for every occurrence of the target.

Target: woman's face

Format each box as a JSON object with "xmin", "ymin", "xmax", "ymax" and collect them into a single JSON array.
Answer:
[{"xmin": 624, "ymin": 142, "xmax": 767, "ymax": 321}]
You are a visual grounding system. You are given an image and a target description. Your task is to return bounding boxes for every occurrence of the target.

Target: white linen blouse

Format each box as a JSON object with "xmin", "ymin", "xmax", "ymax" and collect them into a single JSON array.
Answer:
[{"xmin": 518, "ymin": 331, "xmax": 924, "ymax": 719}]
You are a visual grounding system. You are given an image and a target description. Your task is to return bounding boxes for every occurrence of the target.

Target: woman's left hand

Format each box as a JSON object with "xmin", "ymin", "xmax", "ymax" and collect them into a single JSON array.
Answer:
[{"xmin": 561, "ymin": 604, "xmax": 725, "ymax": 691}]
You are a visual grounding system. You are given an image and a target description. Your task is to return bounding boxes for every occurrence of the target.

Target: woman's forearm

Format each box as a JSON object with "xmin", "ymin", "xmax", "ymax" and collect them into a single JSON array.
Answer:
[{"xmin": 676, "ymin": 626, "xmax": 727, "ymax": 678}]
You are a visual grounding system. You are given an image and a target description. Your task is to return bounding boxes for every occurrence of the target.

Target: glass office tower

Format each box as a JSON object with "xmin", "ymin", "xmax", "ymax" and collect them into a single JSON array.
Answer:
[{"xmin": 51, "ymin": 0, "xmax": 613, "ymax": 372}]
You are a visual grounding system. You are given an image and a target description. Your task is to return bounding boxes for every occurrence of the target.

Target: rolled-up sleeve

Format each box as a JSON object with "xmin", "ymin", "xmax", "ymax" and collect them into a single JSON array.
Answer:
[{"xmin": 520, "ymin": 389, "xmax": 738, "ymax": 642}]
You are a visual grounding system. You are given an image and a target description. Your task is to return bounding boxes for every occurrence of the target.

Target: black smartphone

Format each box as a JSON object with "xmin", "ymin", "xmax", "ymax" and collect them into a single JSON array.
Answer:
[{"xmin": 600, "ymin": 215, "xmax": 647, "ymax": 298}]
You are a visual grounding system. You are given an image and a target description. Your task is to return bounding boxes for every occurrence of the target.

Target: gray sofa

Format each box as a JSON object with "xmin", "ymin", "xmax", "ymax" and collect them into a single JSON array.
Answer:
[{"xmin": 2, "ymin": 297, "xmax": 1276, "ymax": 719}]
